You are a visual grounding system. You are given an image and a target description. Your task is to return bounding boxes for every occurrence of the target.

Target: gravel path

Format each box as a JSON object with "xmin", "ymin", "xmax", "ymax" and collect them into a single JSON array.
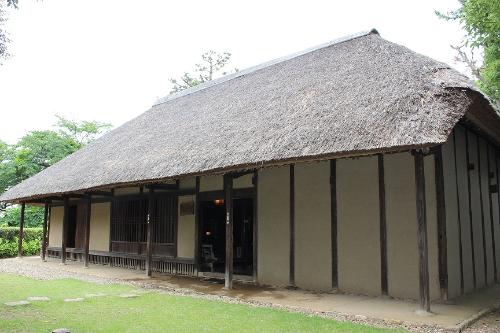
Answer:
[
  {"xmin": 0, "ymin": 258, "xmax": 462, "ymax": 333},
  {"xmin": 463, "ymin": 309, "xmax": 500, "ymax": 333}
]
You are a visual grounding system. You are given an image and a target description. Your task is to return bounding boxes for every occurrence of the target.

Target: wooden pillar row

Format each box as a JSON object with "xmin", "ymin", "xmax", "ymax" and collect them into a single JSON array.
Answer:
[
  {"xmin": 83, "ymin": 195, "xmax": 92, "ymax": 268},
  {"xmin": 224, "ymin": 174, "xmax": 234, "ymax": 289},
  {"xmin": 17, "ymin": 202, "xmax": 26, "ymax": 258},
  {"xmin": 41, "ymin": 201, "xmax": 50, "ymax": 261},
  {"xmin": 414, "ymin": 151, "xmax": 431, "ymax": 312}
]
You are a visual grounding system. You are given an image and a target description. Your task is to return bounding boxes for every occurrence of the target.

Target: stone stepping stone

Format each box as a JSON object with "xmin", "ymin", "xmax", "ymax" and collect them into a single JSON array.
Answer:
[
  {"xmin": 63, "ymin": 298, "xmax": 84, "ymax": 302},
  {"xmin": 5, "ymin": 300, "xmax": 31, "ymax": 306},
  {"xmin": 119, "ymin": 293, "xmax": 139, "ymax": 298},
  {"xmin": 27, "ymin": 296, "xmax": 50, "ymax": 302},
  {"xmin": 85, "ymin": 293, "xmax": 107, "ymax": 298}
]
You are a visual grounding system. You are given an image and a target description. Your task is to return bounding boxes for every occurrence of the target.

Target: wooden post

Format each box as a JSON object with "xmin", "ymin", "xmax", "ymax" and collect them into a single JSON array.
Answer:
[
  {"xmin": 41, "ymin": 201, "xmax": 50, "ymax": 261},
  {"xmin": 83, "ymin": 195, "xmax": 92, "ymax": 268},
  {"xmin": 17, "ymin": 202, "xmax": 26, "ymax": 258},
  {"xmin": 330, "ymin": 160, "xmax": 338, "ymax": 290},
  {"xmin": 378, "ymin": 155, "xmax": 388, "ymax": 295},
  {"xmin": 252, "ymin": 170, "xmax": 258, "ymax": 282},
  {"xmin": 146, "ymin": 189, "xmax": 154, "ymax": 277},
  {"xmin": 224, "ymin": 175, "xmax": 234, "ymax": 289},
  {"xmin": 61, "ymin": 197, "xmax": 69, "ymax": 264},
  {"xmin": 289, "ymin": 165, "xmax": 295, "ymax": 287},
  {"xmin": 414, "ymin": 151, "xmax": 431, "ymax": 312},
  {"xmin": 194, "ymin": 177, "xmax": 200, "ymax": 275}
]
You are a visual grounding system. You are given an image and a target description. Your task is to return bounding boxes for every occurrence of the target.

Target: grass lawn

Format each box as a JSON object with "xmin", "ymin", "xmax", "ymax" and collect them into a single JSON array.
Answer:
[{"xmin": 0, "ymin": 273, "xmax": 407, "ymax": 333}]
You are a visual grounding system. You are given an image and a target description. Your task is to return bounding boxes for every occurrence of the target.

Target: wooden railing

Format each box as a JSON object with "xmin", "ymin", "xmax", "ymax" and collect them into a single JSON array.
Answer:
[{"xmin": 47, "ymin": 247, "xmax": 195, "ymax": 276}]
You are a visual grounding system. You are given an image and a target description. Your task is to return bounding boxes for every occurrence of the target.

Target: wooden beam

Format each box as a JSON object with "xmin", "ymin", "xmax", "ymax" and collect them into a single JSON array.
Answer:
[
  {"xmin": 61, "ymin": 197, "xmax": 69, "ymax": 264},
  {"xmin": 145, "ymin": 183, "xmax": 179, "ymax": 191},
  {"xmin": 414, "ymin": 151, "xmax": 431, "ymax": 312},
  {"xmin": 434, "ymin": 146, "xmax": 449, "ymax": 300},
  {"xmin": 289, "ymin": 165, "xmax": 295, "ymax": 287},
  {"xmin": 146, "ymin": 189, "xmax": 155, "ymax": 277},
  {"xmin": 41, "ymin": 201, "xmax": 50, "ymax": 261},
  {"xmin": 224, "ymin": 174, "xmax": 234, "ymax": 289},
  {"xmin": 83, "ymin": 195, "xmax": 92, "ymax": 268},
  {"xmin": 194, "ymin": 176, "xmax": 200, "ymax": 275},
  {"xmin": 86, "ymin": 191, "xmax": 113, "ymax": 197},
  {"xmin": 17, "ymin": 203, "xmax": 26, "ymax": 258},
  {"xmin": 330, "ymin": 160, "xmax": 338, "ymax": 290},
  {"xmin": 378, "ymin": 155, "xmax": 388, "ymax": 295}
]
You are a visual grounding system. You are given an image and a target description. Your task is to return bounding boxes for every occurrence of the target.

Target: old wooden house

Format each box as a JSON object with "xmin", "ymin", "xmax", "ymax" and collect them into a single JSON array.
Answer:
[{"xmin": 1, "ymin": 30, "xmax": 499, "ymax": 312}]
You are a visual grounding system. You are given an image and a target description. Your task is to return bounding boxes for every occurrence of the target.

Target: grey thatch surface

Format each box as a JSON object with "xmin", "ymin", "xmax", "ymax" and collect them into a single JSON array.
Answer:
[{"xmin": 1, "ymin": 30, "xmax": 497, "ymax": 202}]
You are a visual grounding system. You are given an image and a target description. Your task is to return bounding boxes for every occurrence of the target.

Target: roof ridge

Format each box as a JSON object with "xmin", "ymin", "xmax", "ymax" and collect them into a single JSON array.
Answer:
[{"xmin": 153, "ymin": 28, "xmax": 379, "ymax": 107}]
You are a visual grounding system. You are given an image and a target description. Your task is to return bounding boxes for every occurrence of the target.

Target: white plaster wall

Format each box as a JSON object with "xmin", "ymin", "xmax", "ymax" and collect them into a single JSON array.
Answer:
[
  {"xmin": 442, "ymin": 133, "xmax": 463, "ymax": 299},
  {"xmin": 385, "ymin": 152, "xmax": 419, "ymax": 300},
  {"xmin": 234, "ymin": 174, "xmax": 254, "ymax": 189},
  {"xmin": 257, "ymin": 166, "xmax": 290, "ymax": 286},
  {"xmin": 48, "ymin": 206, "xmax": 63, "ymax": 247},
  {"xmin": 200, "ymin": 175, "xmax": 223, "ymax": 192},
  {"xmin": 479, "ymin": 138, "xmax": 494, "ymax": 285},
  {"xmin": 294, "ymin": 161, "xmax": 332, "ymax": 291},
  {"xmin": 455, "ymin": 126, "xmax": 475, "ymax": 293},
  {"xmin": 177, "ymin": 195, "xmax": 195, "ymax": 258},
  {"xmin": 424, "ymin": 153, "xmax": 442, "ymax": 301},
  {"xmin": 89, "ymin": 203, "xmax": 111, "ymax": 251},
  {"xmin": 337, "ymin": 156, "xmax": 381, "ymax": 296},
  {"xmin": 467, "ymin": 131, "xmax": 486, "ymax": 288},
  {"xmin": 491, "ymin": 147, "xmax": 500, "ymax": 280},
  {"xmin": 179, "ymin": 177, "xmax": 196, "ymax": 189}
]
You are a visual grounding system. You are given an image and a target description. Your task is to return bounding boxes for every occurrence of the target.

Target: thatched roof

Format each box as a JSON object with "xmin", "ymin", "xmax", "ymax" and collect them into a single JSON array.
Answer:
[{"xmin": 1, "ymin": 29, "xmax": 499, "ymax": 202}]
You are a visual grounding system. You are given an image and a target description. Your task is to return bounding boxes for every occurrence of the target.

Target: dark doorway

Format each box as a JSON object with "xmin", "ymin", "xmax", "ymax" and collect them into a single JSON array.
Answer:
[
  {"xmin": 199, "ymin": 197, "xmax": 254, "ymax": 276},
  {"xmin": 66, "ymin": 206, "xmax": 78, "ymax": 248}
]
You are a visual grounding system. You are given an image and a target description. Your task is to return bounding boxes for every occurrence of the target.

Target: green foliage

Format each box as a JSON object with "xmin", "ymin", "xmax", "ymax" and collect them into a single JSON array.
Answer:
[
  {"xmin": 437, "ymin": 0, "xmax": 500, "ymax": 102},
  {"xmin": 169, "ymin": 50, "xmax": 237, "ymax": 94},
  {"xmin": 0, "ymin": 116, "xmax": 111, "ymax": 210},
  {"xmin": 0, "ymin": 227, "xmax": 42, "ymax": 258},
  {"xmin": 0, "ymin": 206, "xmax": 44, "ymax": 227},
  {"xmin": 55, "ymin": 115, "xmax": 112, "ymax": 147},
  {"xmin": 0, "ymin": 239, "xmax": 40, "ymax": 258},
  {"xmin": 0, "ymin": 227, "xmax": 43, "ymax": 241}
]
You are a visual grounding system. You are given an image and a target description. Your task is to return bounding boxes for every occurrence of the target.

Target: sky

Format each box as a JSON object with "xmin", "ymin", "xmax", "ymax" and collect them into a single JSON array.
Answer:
[{"xmin": 0, "ymin": 0, "xmax": 466, "ymax": 143}]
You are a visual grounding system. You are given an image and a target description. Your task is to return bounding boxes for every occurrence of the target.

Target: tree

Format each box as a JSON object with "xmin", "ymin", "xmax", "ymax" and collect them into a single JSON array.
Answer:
[
  {"xmin": 169, "ymin": 50, "xmax": 237, "ymax": 94},
  {"xmin": 0, "ymin": 116, "xmax": 112, "ymax": 226},
  {"xmin": 55, "ymin": 115, "xmax": 112, "ymax": 147},
  {"xmin": 0, "ymin": 0, "xmax": 19, "ymax": 63},
  {"xmin": 436, "ymin": 0, "xmax": 500, "ymax": 103}
]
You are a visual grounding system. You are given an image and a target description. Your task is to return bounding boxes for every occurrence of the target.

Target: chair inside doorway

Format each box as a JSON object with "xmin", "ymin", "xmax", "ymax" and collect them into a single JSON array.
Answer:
[{"xmin": 199, "ymin": 198, "xmax": 253, "ymax": 276}]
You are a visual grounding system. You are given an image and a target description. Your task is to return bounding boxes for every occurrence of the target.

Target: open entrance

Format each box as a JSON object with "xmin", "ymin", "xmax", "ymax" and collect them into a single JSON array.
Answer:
[
  {"xmin": 65, "ymin": 204, "xmax": 85, "ymax": 249},
  {"xmin": 199, "ymin": 197, "xmax": 254, "ymax": 276}
]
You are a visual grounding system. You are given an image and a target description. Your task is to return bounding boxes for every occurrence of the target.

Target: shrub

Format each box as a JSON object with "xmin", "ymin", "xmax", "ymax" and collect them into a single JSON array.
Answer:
[
  {"xmin": 0, "ymin": 227, "xmax": 43, "ymax": 258},
  {"xmin": 0, "ymin": 227, "xmax": 43, "ymax": 242}
]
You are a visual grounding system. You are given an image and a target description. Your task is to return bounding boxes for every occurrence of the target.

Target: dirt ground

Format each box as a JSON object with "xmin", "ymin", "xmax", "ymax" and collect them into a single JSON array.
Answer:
[{"xmin": 463, "ymin": 309, "xmax": 500, "ymax": 333}]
